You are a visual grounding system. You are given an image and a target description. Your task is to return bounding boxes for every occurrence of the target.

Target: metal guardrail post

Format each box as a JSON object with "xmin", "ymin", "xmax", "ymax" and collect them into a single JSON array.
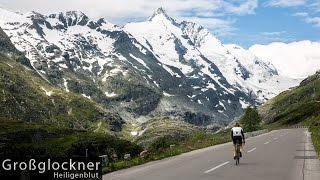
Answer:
[
  {"xmin": 99, "ymin": 155, "xmax": 109, "ymax": 166},
  {"xmin": 244, "ymin": 129, "xmax": 268, "ymax": 138}
]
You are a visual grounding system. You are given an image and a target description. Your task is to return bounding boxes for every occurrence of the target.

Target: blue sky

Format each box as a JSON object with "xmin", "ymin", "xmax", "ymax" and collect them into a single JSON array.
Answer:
[
  {"xmin": 1, "ymin": 0, "xmax": 319, "ymax": 47},
  {"xmin": 220, "ymin": 1, "xmax": 320, "ymax": 47}
]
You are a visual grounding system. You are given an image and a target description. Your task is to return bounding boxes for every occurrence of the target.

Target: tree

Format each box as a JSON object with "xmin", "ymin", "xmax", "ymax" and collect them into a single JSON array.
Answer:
[{"xmin": 240, "ymin": 107, "xmax": 261, "ymax": 132}]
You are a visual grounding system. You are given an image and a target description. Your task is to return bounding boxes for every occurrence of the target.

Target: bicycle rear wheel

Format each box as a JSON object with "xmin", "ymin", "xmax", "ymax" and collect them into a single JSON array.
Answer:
[{"xmin": 235, "ymin": 141, "xmax": 240, "ymax": 165}]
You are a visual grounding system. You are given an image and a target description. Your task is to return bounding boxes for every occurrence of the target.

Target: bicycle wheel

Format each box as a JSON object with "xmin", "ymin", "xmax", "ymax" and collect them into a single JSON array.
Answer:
[
  {"xmin": 236, "ymin": 156, "xmax": 239, "ymax": 165},
  {"xmin": 235, "ymin": 141, "xmax": 240, "ymax": 165}
]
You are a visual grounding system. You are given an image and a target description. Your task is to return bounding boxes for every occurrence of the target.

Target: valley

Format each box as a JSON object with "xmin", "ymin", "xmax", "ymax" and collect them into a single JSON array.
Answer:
[{"xmin": 0, "ymin": 6, "xmax": 319, "ymax": 176}]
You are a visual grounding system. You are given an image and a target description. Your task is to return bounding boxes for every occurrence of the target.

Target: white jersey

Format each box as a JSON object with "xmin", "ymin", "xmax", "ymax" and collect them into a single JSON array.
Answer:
[{"xmin": 231, "ymin": 127, "xmax": 243, "ymax": 137}]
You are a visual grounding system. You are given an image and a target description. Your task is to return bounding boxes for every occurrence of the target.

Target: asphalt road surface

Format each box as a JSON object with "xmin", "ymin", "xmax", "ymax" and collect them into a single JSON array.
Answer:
[{"xmin": 104, "ymin": 128, "xmax": 320, "ymax": 180}]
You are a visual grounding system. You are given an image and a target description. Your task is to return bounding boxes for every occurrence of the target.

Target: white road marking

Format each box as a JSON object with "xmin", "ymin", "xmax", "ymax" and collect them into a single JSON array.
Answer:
[
  {"xmin": 204, "ymin": 161, "xmax": 230, "ymax": 174},
  {"xmin": 264, "ymin": 141, "xmax": 270, "ymax": 144},
  {"xmin": 247, "ymin": 147, "xmax": 256, "ymax": 153},
  {"xmin": 273, "ymin": 137, "xmax": 278, "ymax": 140}
]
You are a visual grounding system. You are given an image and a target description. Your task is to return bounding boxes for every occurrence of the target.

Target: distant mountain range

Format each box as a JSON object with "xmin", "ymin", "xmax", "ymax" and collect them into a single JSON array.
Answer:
[{"xmin": 0, "ymin": 7, "xmax": 302, "ymax": 129}]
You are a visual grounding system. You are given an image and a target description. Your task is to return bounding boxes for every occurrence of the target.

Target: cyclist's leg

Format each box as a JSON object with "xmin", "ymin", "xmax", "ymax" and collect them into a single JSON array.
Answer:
[
  {"xmin": 232, "ymin": 137, "xmax": 236, "ymax": 157},
  {"xmin": 233, "ymin": 144, "xmax": 237, "ymax": 159},
  {"xmin": 239, "ymin": 138, "xmax": 243, "ymax": 153},
  {"xmin": 239, "ymin": 138, "xmax": 243, "ymax": 157}
]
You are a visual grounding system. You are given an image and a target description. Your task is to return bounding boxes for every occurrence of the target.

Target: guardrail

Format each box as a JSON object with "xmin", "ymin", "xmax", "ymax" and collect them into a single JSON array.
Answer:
[
  {"xmin": 291, "ymin": 125, "xmax": 309, "ymax": 129},
  {"xmin": 99, "ymin": 155, "xmax": 109, "ymax": 165},
  {"xmin": 244, "ymin": 129, "xmax": 269, "ymax": 138},
  {"xmin": 243, "ymin": 126, "xmax": 310, "ymax": 138}
]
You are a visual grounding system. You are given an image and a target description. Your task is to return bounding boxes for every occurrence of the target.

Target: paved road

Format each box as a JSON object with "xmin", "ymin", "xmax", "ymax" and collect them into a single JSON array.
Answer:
[{"xmin": 104, "ymin": 129, "xmax": 320, "ymax": 180}]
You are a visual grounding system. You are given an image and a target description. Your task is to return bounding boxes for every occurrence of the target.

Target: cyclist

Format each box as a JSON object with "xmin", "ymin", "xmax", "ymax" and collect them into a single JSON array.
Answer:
[{"xmin": 231, "ymin": 122, "xmax": 245, "ymax": 159}]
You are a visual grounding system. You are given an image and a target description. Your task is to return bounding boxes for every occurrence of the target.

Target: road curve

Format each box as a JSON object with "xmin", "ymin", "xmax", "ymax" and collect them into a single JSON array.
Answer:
[{"xmin": 104, "ymin": 129, "xmax": 320, "ymax": 180}]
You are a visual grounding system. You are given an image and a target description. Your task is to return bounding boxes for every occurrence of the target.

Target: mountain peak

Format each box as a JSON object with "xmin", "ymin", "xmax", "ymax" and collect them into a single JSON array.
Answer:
[
  {"xmin": 148, "ymin": 7, "xmax": 172, "ymax": 21},
  {"xmin": 65, "ymin": 10, "xmax": 87, "ymax": 18},
  {"xmin": 0, "ymin": 6, "xmax": 24, "ymax": 23},
  {"xmin": 154, "ymin": 7, "xmax": 167, "ymax": 15},
  {"xmin": 47, "ymin": 10, "xmax": 87, "ymax": 19}
]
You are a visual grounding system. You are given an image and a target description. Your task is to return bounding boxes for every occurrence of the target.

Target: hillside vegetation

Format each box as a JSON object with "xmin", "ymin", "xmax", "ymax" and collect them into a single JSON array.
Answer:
[
  {"xmin": 259, "ymin": 71, "xmax": 320, "ymax": 126},
  {"xmin": 259, "ymin": 71, "xmax": 320, "ymax": 157},
  {"xmin": 240, "ymin": 107, "xmax": 262, "ymax": 132},
  {"xmin": 0, "ymin": 56, "xmax": 142, "ymax": 160},
  {"xmin": 0, "ymin": 53, "xmax": 124, "ymax": 132},
  {"xmin": 0, "ymin": 119, "xmax": 142, "ymax": 158}
]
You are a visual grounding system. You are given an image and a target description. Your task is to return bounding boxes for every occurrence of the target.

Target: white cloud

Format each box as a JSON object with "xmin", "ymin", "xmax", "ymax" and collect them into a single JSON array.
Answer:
[
  {"xmin": 260, "ymin": 31, "xmax": 294, "ymax": 43},
  {"xmin": 0, "ymin": 0, "xmax": 257, "ymax": 21},
  {"xmin": 261, "ymin": 31, "xmax": 286, "ymax": 36},
  {"xmin": 265, "ymin": 0, "xmax": 306, "ymax": 7},
  {"xmin": 310, "ymin": 2, "xmax": 320, "ymax": 12},
  {"xmin": 249, "ymin": 40, "xmax": 320, "ymax": 78},
  {"xmin": 305, "ymin": 16, "xmax": 320, "ymax": 27},
  {"xmin": 293, "ymin": 12, "xmax": 320, "ymax": 27},
  {"xmin": 265, "ymin": 1, "xmax": 320, "ymax": 28},
  {"xmin": 182, "ymin": 17, "xmax": 237, "ymax": 36},
  {"xmin": 293, "ymin": 12, "xmax": 309, "ymax": 17},
  {"xmin": 223, "ymin": 0, "xmax": 258, "ymax": 15},
  {"xmin": 0, "ymin": 0, "xmax": 258, "ymax": 38},
  {"xmin": 224, "ymin": 30, "xmax": 296, "ymax": 48}
]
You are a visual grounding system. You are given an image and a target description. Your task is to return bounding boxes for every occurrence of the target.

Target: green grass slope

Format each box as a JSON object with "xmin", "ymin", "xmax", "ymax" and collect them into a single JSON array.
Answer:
[
  {"xmin": 260, "ymin": 71, "xmax": 320, "ymax": 126},
  {"xmin": 0, "ymin": 53, "xmax": 124, "ymax": 132},
  {"xmin": 0, "ymin": 53, "xmax": 144, "ymax": 160}
]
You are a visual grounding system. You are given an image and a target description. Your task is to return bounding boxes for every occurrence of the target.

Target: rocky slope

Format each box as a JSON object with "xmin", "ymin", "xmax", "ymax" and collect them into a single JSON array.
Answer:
[
  {"xmin": 0, "ymin": 7, "xmax": 300, "ymax": 130},
  {"xmin": 0, "ymin": 25, "xmax": 146, "ymax": 160},
  {"xmin": 0, "ymin": 26, "xmax": 124, "ymax": 133}
]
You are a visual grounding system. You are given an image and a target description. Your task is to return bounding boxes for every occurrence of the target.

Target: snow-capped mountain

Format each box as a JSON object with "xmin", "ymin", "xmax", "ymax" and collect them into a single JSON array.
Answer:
[
  {"xmin": 124, "ymin": 8, "xmax": 299, "ymax": 102},
  {"xmin": 249, "ymin": 41, "xmax": 320, "ymax": 79},
  {"xmin": 0, "ymin": 7, "xmax": 300, "ymax": 128},
  {"xmin": 225, "ymin": 44, "xmax": 299, "ymax": 101}
]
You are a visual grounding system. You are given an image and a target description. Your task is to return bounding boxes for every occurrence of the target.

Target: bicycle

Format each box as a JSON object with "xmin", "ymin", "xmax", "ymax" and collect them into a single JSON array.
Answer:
[{"xmin": 235, "ymin": 139, "xmax": 241, "ymax": 165}]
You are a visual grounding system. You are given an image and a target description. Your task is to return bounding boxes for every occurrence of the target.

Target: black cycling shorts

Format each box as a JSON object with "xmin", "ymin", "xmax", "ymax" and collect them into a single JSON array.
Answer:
[{"xmin": 232, "ymin": 136, "xmax": 243, "ymax": 145}]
